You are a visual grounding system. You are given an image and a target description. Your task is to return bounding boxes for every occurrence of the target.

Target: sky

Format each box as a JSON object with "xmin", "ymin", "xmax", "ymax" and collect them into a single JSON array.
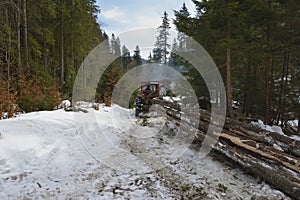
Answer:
[{"xmin": 96, "ymin": 0, "xmax": 197, "ymax": 58}]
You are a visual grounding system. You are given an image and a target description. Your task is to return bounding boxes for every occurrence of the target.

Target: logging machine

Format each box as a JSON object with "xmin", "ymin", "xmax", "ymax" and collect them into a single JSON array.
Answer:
[{"xmin": 135, "ymin": 81, "xmax": 162, "ymax": 117}]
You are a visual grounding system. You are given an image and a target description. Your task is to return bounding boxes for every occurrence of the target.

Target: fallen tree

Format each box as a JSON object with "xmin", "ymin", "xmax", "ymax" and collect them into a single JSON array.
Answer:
[{"xmin": 153, "ymin": 99, "xmax": 300, "ymax": 199}]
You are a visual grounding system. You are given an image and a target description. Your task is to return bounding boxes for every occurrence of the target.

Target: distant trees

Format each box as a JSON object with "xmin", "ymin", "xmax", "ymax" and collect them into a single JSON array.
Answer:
[
  {"xmin": 96, "ymin": 39, "xmax": 145, "ymax": 106},
  {"xmin": 121, "ymin": 45, "xmax": 131, "ymax": 71},
  {"xmin": 133, "ymin": 45, "xmax": 142, "ymax": 66}
]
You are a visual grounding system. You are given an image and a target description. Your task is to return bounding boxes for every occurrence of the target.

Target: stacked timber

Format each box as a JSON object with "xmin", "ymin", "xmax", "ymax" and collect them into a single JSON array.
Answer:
[{"xmin": 153, "ymin": 99, "xmax": 300, "ymax": 199}]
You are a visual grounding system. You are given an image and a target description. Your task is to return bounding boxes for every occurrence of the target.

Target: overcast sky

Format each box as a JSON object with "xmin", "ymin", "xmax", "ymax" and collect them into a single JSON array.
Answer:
[
  {"xmin": 96, "ymin": 0, "xmax": 196, "ymax": 35},
  {"xmin": 96, "ymin": 0, "xmax": 196, "ymax": 58}
]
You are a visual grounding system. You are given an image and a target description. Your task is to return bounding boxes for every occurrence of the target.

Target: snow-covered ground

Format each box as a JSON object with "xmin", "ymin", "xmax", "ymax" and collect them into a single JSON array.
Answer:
[
  {"xmin": 0, "ymin": 105, "xmax": 290, "ymax": 199},
  {"xmin": 251, "ymin": 119, "xmax": 300, "ymax": 141}
]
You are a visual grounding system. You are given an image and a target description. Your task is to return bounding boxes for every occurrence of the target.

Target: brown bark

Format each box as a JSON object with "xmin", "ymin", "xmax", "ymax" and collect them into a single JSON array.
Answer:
[
  {"xmin": 60, "ymin": 4, "xmax": 64, "ymax": 87},
  {"xmin": 157, "ymin": 98, "xmax": 300, "ymax": 198},
  {"xmin": 23, "ymin": 0, "xmax": 28, "ymax": 63},
  {"xmin": 214, "ymin": 132, "xmax": 300, "ymax": 173},
  {"xmin": 214, "ymin": 142, "xmax": 300, "ymax": 200},
  {"xmin": 5, "ymin": 8, "xmax": 11, "ymax": 92},
  {"xmin": 17, "ymin": 0, "xmax": 21, "ymax": 70},
  {"xmin": 226, "ymin": 20, "xmax": 233, "ymax": 118},
  {"xmin": 265, "ymin": 54, "xmax": 271, "ymax": 125},
  {"xmin": 276, "ymin": 52, "xmax": 290, "ymax": 125}
]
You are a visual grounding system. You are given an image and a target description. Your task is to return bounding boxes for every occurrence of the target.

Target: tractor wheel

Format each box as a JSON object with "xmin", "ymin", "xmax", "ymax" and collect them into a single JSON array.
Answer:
[{"xmin": 135, "ymin": 97, "xmax": 142, "ymax": 117}]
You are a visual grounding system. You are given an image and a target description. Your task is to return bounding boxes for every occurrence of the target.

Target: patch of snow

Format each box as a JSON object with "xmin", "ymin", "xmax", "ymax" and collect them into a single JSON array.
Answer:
[
  {"xmin": 273, "ymin": 143, "xmax": 284, "ymax": 152},
  {"xmin": 163, "ymin": 96, "xmax": 181, "ymax": 102},
  {"xmin": 61, "ymin": 100, "xmax": 71, "ymax": 107},
  {"xmin": 55, "ymin": 99, "xmax": 71, "ymax": 110},
  {"xmin": 251, "ymin": 119, "xmax": 300, "ymax": 141},
  {"xmin": 290, "ymin": 135, "xmax": 300, "ymax": 141},
  {"xmin": 287, "ymin": 120, "xmax": 299, "ymax": 132},
  {"xmin": 0, "ymin": 105, "xmax": 292, "ymax": 199},
  {"xmin": 75, "ymin": 101, "xmax": 94, "ymax": 108},
  {"xmin": 251, "ymin": 120, "xmax": 285, "ymax": 135}
]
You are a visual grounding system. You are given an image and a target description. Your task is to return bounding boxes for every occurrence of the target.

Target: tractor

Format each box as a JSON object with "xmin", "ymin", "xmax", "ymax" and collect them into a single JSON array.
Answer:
[{"xmin": 135, "ymin": 81, "xmax": 161, "ymax": 117}]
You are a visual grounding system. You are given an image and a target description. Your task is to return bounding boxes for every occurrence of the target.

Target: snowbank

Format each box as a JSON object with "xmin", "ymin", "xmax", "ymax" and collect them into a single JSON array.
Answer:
[
  {"xmin": 251, "ymin": 119, "xmax": 300, "ymax": 141},
  {"xmin": 0, "ymin": 105, "xmax": 291, "ymax": 199},
  {"xmin": 251, "ymin": 120, "xmax": 285, "ymax": 135}
]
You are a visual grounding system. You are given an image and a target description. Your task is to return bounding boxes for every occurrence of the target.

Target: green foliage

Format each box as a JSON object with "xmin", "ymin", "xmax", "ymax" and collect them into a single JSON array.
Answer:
[
  {"xmin": 94, "ymin": 34, "xmax": 129, "ymax": 106},
  {"xmin": 121, "ymin": 45, "xmax": 132, "ymax": 72},
  {"xmin": 174, "ymin": 1, "xmax": 300, "ymax": 125},
  {"xmin": 0, "ymin": 0, "xmax": 103, "ymax": 117},
  {"xmin": 153, "ymin": 11, "xmax": 171, "ymax": 64},
  {"xmin": 133, "ymin": 45, "xmax": 142, "ymax": 66},
  {"xmin": 17, "ymin": 66, "xmax": 60, "ymax": 113}
]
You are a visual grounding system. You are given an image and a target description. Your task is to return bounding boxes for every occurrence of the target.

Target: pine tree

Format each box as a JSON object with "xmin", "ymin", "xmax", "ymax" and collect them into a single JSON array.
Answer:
[
  {"xmin": 154, "ymin": 11, "xmax": 171, "ymax": 64},
  {"xmin": 152, "ymin": 47, "xmax": 162, "ymax": 63},
  {"xmin": 121, "ymin": 45, "xmax": 131, "ymax": 71},
  {"xmin": 110, "ymin": 34, "xmax": 121, "ymax": 56},
  {"xmin": 148, "ymin": 53, "xmax": 153, "ymax": 63},
  {"xmin": 0, "ymin": 0, "xmax": 104, "ymax": 116},
  {"xmin": 133, "ymin": 45, "xmax": 142, "ymax": 66},
  {"xmin": 174, "ymin": 0, "xmax": 300, "ymax": 126},
  {"xmin": 169, "ymin": 38, "xmax": 178, "ymax": 66},
  {"xmin": 174, "ymin": 3, "xmax": 190, "ymax": 50}
]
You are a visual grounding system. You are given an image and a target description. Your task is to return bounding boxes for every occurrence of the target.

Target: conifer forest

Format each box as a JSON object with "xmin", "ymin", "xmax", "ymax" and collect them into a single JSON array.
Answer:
[
  {"xmin": 1, "ymin": 0, "xmax": 300, "ymax": 199},
  {"xmin": 1, "ymin": 0, "xmax": 299, "ymax": 133}
]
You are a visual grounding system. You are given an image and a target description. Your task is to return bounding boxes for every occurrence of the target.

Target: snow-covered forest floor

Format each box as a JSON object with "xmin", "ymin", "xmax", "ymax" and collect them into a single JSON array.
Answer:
[{"xmin": 0, "ymin": 105, "xmax": 291, "ymax": 199}]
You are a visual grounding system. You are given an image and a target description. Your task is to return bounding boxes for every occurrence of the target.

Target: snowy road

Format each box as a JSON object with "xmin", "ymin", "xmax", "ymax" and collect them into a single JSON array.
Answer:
[{"xmin": 0, "ymin": 105, "xmax": 290, "ymax": 199}]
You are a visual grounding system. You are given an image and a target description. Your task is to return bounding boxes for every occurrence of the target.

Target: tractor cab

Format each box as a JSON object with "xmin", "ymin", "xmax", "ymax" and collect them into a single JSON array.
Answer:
[
  {"xmin": 135, "ymin": 81, "xmax": 161, "ymax": 117},
  {"xmin": 140, "ymin": 81, "xmax": 160, "ymax": 98}
]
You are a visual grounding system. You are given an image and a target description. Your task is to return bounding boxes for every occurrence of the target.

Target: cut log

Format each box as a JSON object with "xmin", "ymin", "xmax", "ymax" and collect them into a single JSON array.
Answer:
[
  {"xmin": 214, "ymin": 142, "xmax": 300, "ymax": 200},
  {"xmin": 213, "ymin": 132, "xmax": 300, "ymax": 174},
  {"xmin": 157, "ymin": 99, "xmax": 300, "ymax": 199}
]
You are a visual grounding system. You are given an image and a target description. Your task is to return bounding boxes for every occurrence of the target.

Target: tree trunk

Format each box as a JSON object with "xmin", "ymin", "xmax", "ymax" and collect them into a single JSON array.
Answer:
[
  {"xmin": 226, "ymin": 47, "xmax": 232, "ymax": 116},
  {"xmin": 60, "ymin": 4, "xmax": 64, "ymax": 87},
  {"xmin": 281, "ymin": 53, "xmax": 289, "ymax": 126},
  {"xmin": 158, "ymin": 98, "xmax": 300, "ymax": 199},
  {"xmin": 264, "ymin": 54, "xmax": 271, "ymax": 125},
  {"xmin": 17, "ymin": 0, "xmax": 21, "ymax": 71},
  {"xmin": 23, "ymin": 0, "xmax": 28, "ymax": 63},
  {"xmin": 5, "ymin": 9, "xmax": 11, "ymax": 92},
  {"xmin": 226, "ymin": 20, "xmax": 233, "ymax": 118},
  {"xmin": 42, "ymin": 12, "xmax": 47, "ymax": 70},
  {"xmin": 213, "ymin": 140, "xmax": 300, "ymax": 200},
  {"xmin": 244, "ymin": 64, "xmax": 251, "ymax": 116}
]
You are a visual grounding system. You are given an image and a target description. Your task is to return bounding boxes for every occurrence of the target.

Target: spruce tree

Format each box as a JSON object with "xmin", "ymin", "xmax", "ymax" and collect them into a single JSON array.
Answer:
[
  {"xmin": 174, "ymin": 0, "xmax": 300, "ymax": 127},
  {"xmin": 133, "ymin": 45, "xmax": 142, "ymax": 66},
  {"xmin": 121, "ymin": 45, "xmax": 131, "ymax": 71},
  {"xmin": 154, "ymin": 11, "xmax": 171, "ymax": 65}
]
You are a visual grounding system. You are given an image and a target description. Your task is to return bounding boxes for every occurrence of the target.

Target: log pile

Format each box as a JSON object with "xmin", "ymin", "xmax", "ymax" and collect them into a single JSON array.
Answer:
[{"xmin": 153, "ymin": 99, "xmax": 300, "ymax": 199}]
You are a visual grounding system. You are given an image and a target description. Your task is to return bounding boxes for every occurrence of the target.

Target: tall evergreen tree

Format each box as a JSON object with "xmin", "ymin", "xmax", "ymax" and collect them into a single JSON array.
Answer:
[
  {"xmin": 174, "ymin": 0, "xmax": 300, "ymax": 130},
  {"xmin": 0, "ymin": 0, "xmax": 104, "ymax": 115},
  {"xmin": 110, "ymin": 33, "xmax": 121, "ymax": 56},
  {"xmin": 154, "ymin": 11, "xmax": 171, "ymax": 64},
  {"xmin": 133, "ymin": 45, "xmax": 142, "ymax": 66},
  {"xmin": 121, "ymin": 45, "xmax": 131, "ymax": 71},
  {"xmin": 174, "ymin": 2, "xmax": 190, "ymax": 50}
]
